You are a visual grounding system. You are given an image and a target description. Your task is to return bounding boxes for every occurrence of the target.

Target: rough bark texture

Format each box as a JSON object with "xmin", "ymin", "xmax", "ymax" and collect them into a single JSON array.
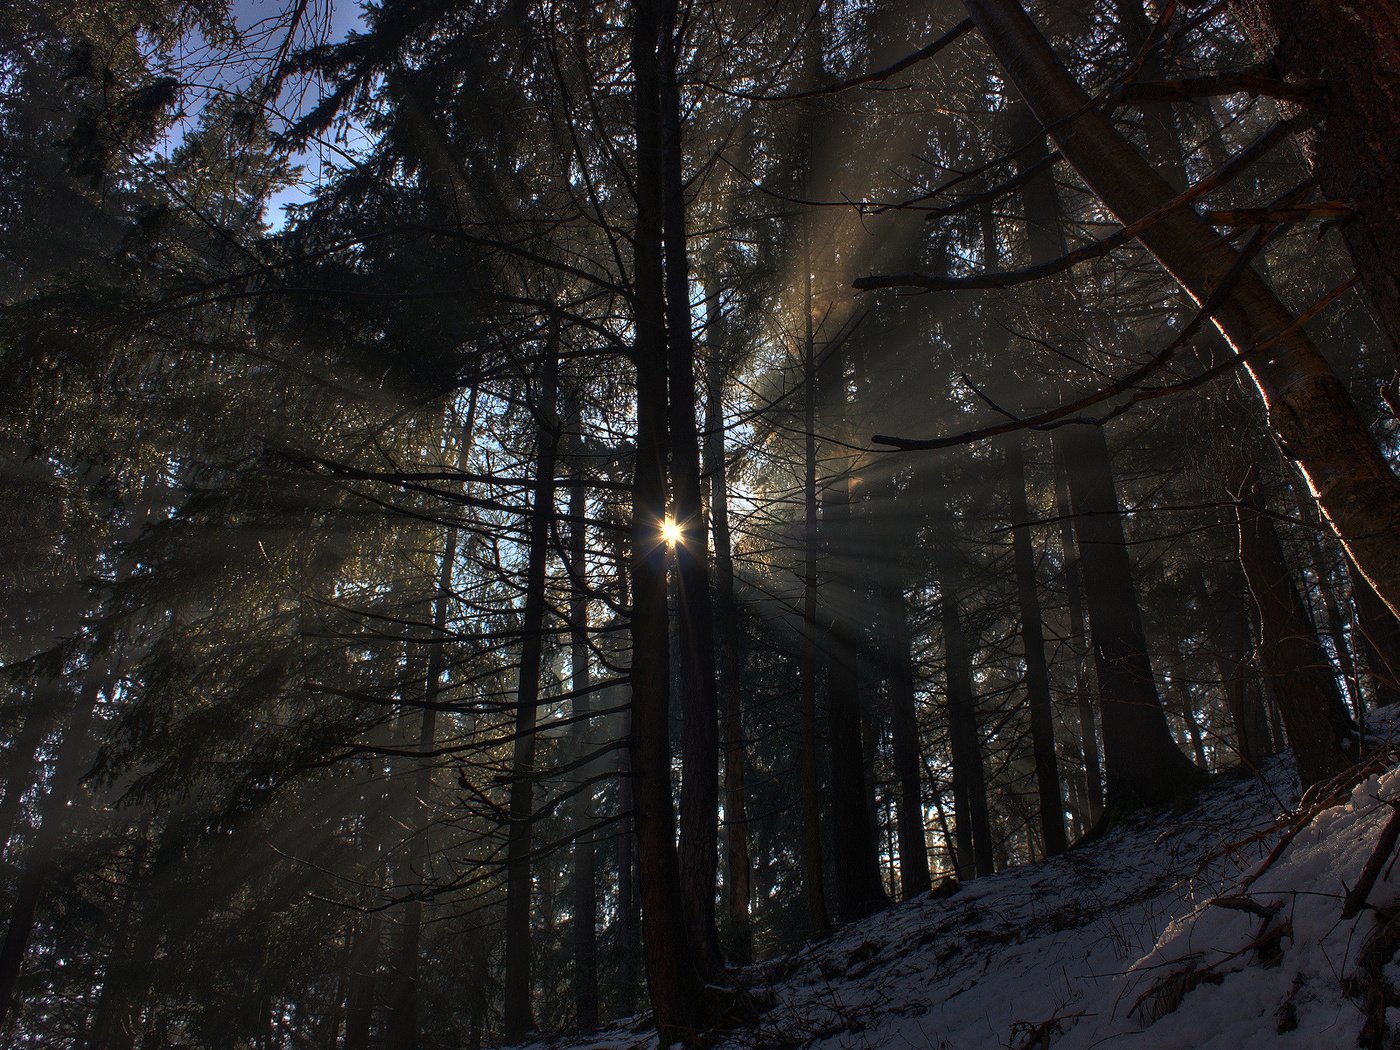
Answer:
[
  {"xmin": 963, "ymin": 0, "xmax": 1400, "ymax": 623},
  {"xmin": 1227, "ymin": 0, "xmax": 1400, "ymax": 357},
  {"xmin": 1055, "ymin": 423, "xmax": 1203, "ymax": 808}
]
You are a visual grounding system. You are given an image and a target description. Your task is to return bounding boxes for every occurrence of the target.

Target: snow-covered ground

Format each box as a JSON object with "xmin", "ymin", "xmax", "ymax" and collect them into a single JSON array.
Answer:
[{"xmin": 530, "ymin": 716, "xmax": 1400, "ymax": 1049}]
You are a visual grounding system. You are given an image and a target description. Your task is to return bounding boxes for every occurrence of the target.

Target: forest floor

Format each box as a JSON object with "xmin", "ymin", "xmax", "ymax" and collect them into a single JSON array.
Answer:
[{"xmin": 530, "ymin": 711, "xmax": 1400, "ymax": 1050}]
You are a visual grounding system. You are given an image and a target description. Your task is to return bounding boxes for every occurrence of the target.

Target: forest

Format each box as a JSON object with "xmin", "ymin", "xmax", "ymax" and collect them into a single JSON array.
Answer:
[{"xmin": 3, "ymin": 0, "xmax": 1400, "ymax": 1046}]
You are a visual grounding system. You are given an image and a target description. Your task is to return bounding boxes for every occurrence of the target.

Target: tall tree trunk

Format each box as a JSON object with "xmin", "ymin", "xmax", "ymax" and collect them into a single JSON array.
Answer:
[
  {"xmin": 797, "ymin": 223, "xmax": 831, "ymax": 935},
  {"xmin": 931, "ymin": 500, "xmax": 995, "ymax": 879},
  {"xmin": 384, "ymin": 522, "xmax": 458, "ymax": 1050},
  {"xmin": 342, "ymin": 914, "xmax": 382, "ymax": 1050},
  {"xmin": 501, "ymin": 338, "xmax": 560, "ymax": 1043},
  {"xmin": 1054, "ymin": 423, "xmax": 1203, "ymax": 809},
  {"xmin": 657, "ymin": 0, "xmax": 722, "ymax": 974},
  {"xmin": 818, "ymin": 339, "xmax": 889, "ymax": 920},
  {"xmin": 1053, "ymin": 445, "xmax": 1102, "ymax": 823},
  {"xmin": 1003, "ymin": 437, "xmax": 1067, "ymax": 855},
  {"xmin": 1226, "ymin": 0, "xmax": 1400, "ymax": 357},
  {"xmin": 703, "ymin": 342, "xmax": 753, "ymax": 962},
  {"xmin": 1235, "ymin": 467, "xmax": 1358, "ymax": 785},
  {"xmin": 962, "ymin": 0, "xmax": 1400, "ymax": 622},
  {"xmin": 566, "ymin": 449, "xmax": 599, "ymax": 1031},
  {"xmin": 0, "ymin": 679, "xmax": 100, "ymax": 1029},
  {"xmin": 628, "ymin": 1, "xmax": 706, "ymax": 1039},
  {"xmin": 881, "ymin": 511, "xmax": 930, "ymax": 898}
]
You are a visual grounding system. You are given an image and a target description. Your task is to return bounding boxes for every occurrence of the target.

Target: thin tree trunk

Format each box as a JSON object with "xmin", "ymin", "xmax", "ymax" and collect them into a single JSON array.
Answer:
[
  {"xmin": 384, "ymin": 522, "xmax": 457, "ymax": 1050},
  {"xmin": 931, "ymin": 502, "xmax": 994, "ymax": 879},
  {"xmin": 501, "ymin": 338, "xmax": 560, "ymax": 1042},
  {"xmin": 703, "ymin": 346, "xmax": 753, "ymax": 962},
  {"xmin": 883, "ymin": 544, "xmax": 930, "ymax": 898},
  {"xmin": 566, "ymin": 449, "xmax": 599, "ymax": 1031},
  {"xmin": 963, "ymin": 0, "xmax": 1400, "ymax": 622},
  {"xmin": 1003, "ymin": 437, "xmax": 1067, "ymax": 855},
  {"xmin": 797, "ymin": 223, "xmax": 831, "ymax": 935}
]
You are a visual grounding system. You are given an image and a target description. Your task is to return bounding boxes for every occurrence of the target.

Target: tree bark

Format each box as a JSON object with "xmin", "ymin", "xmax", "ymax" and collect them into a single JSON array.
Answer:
[
  {"xmin": 628, "ymin": 1, "xmax": 706, "ymax": 1039},
  {"xmin": 1053, "ymin": 422, "xmax": 1203, "ymax": 809},
  {"xmin": 963, "ymin": 0, "xmax": 1400, "ymax": 622},
  {"xmin": 703, "ymin": 342, "xmax": 753, "ymax": 963},
  {"xmin": 1235, "ymin": 467, "xmax": 1357, "ymax": 785},
  {"xmin": 657, "ymin": 0, "xmax": 723, "ymax": 974},
  {"xmin": 501, "ymin": 337, "xmax": 560, "ymax": 1043},
  {"xmin": 1227, "ymin": 0, "xmax": 1400, "ymax": 357},
  {"xmin": 1003, "ymin": 437, "xmax": 1067, "ymax": 855},
  {"xmin": 931, "ymin": 499, "xmax": 995, "ymax": 880}
]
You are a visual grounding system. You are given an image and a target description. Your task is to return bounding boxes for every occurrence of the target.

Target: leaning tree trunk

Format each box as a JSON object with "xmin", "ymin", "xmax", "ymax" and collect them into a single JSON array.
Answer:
[
  {"xmin": 963, "ymin": 0, "xmax": 1400, "ymax": 623},
  {"xmin": 1235, "ymin": 466, "xmax": 1357, "ymax": 786},
  {"xmin": 1227, "ymin": 0, "xmax": 1400, "ymax": 357},
  {"xmin": 501, "ymin": 339, "xmax": 560, "ymax": 1043},
  {"xmin": 628, "ymin": 1, "xmax": 707, "ymax": 1039}
]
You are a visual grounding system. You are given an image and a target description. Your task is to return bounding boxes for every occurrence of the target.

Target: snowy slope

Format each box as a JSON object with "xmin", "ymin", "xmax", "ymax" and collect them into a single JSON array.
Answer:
[{"xmin": 529, "ymin": 722, "xmax": 1400, "ymax": 1050}]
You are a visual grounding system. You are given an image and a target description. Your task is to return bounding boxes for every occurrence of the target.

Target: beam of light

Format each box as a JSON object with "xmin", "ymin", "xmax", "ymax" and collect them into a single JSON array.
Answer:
[{"xmin": 661, "ymin": 516, "xmax": 683, "ymax": 547}]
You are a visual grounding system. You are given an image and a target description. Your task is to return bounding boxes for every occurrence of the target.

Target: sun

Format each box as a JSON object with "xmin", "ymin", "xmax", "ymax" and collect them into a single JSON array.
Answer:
[{"xmin": 660, "ymin": 516, "xmax": 683, "ymax": 547}]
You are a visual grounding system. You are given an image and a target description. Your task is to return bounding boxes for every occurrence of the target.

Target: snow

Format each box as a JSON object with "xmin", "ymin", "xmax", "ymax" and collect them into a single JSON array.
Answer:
[{"xmin": 526, "ymin": 712, "xmax": 1400, "ymax": 1049}]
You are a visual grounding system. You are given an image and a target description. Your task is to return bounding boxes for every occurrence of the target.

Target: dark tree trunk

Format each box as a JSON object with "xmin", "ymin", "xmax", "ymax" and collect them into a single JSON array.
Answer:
[
  {"xmin": 797, "ymin": 227, "xmax": 831, "ymax": 935},
  {"xmin": 0, "ymin": 680, "xmax": 99, "ymax": 1029},
  {"xmin": 628, "ymin": 2, "xmax": 706, "ymax": 1039},
  {"xmin": 1003, "ymin": 437, "xmax": 1067, "ymax": 855},
  {"xmin": 1348, "ymin": 556, "xmax": 1400, "ymax": 710},
  {"xmin": 1235, "ymin": 469, "xmax": 1358, "ymax": 786},
  {"xmin": 1053, "ymin": 446, "xmax": 1103, "ymax": 823},
  {"xmin": 1227, "ymin": 0, "xmax": 1400, "ymax": 357},
  {"xmin": 703, "ymin": 345, "xmax": 753, "ymax": 963},
  {"xmin": 881, "ymin": 531, "xmax": 930, "ymax": 899},
  {"xmin": 931, "ymin": 504, "xmax": 994, "ymax": 880},
  {"xmin": 342, "ymin": 914, "xmax": 382, "ymax": 1050},
  {"xmin": 657, "ymin": 0, "xmax": 722, "ymax": 974},
  {"xmin": 566, "ymin": 462, "xmax": 599, "ymax": 1032},
  {"xmin": 963, "ymin": 0, "xmax": 1400, "ymax": 622},
  {"xmin": 817, "ymin": 339, "xmax": 889, "ymax": 921},
  {"xmin": 1054, "ymin": 423, "xmax": 1203, "ymax": 809},
  {"xmin": 501, "ymin": 339, "xmax": 560, "ymax": 1043},
  {"xmin": 385, "ymin": 523, "xmax": 457, "ymax": 1050}
]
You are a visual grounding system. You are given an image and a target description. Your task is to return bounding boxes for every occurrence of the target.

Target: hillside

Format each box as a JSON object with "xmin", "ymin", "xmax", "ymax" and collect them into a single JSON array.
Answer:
[{"xmin": 533, "ymin": 725, "xmax": 1400, "ymax": 1050}]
